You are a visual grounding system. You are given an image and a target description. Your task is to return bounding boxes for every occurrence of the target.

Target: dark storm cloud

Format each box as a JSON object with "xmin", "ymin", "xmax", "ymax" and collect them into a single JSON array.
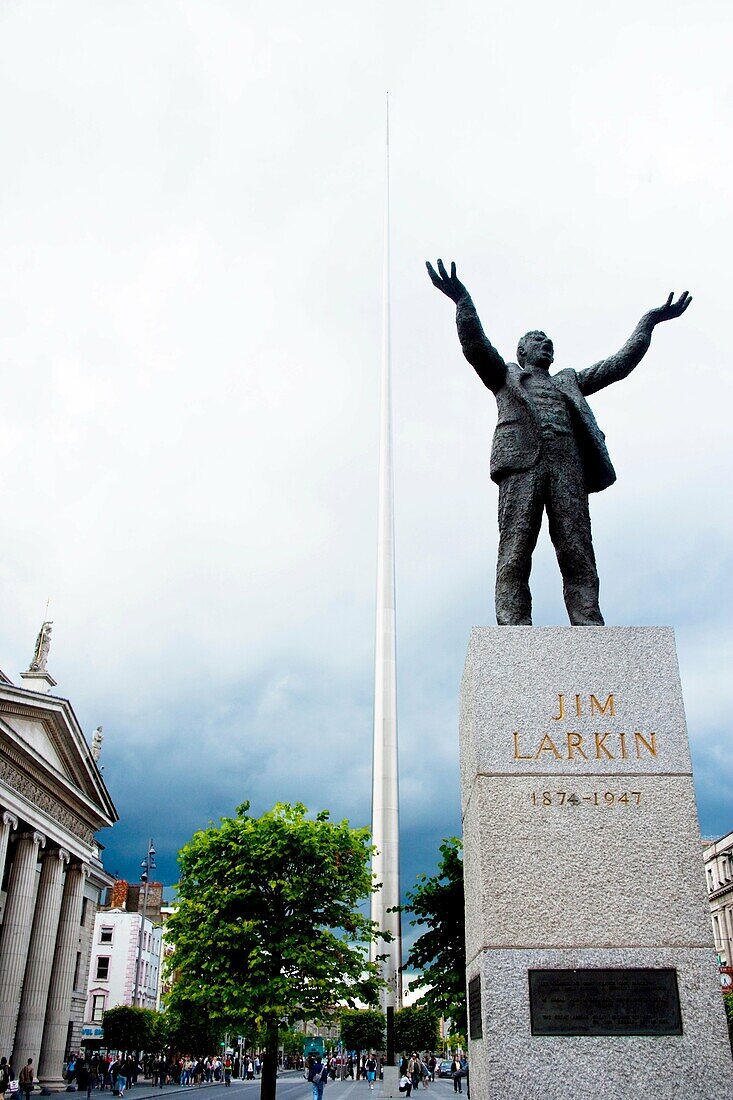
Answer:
[{"xmin": 0, "ymin": 0, "xmax": 731, "ymax": 907}]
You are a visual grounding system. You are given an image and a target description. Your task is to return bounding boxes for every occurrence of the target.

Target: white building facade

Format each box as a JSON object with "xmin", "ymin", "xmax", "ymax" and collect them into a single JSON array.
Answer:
[
  {"xmin": 703, "ymin": 830, "xmax": 733, "ymax": 970},
  {"xmin": 0, "ymin": 644, "xmax": 117, "ymax": 1087},
  {"xmin": 84, "ymin": 907, "xmax": 162, "ymax": 1035}
]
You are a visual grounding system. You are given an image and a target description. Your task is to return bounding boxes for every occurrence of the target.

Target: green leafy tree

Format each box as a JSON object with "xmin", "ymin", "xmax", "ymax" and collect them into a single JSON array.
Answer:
[
  {"xmin": 394, "ymin": 1005, "xmax": 440, "ymax": 1054},
  {"xmin": 225, "ymin": 1016, "xmax": 265, "ymax": 1054},
  {"xmin": 102, "ymin": 1005, "xmax": 161, "ymax": 1055},
  {"xmin": 163, "ymin": 999, "xmax": 224, "ymax": 1055},
  {"xmin": 447, "ymin": 1032, "xmax": 466, "ymax": 1053},
  {"xmin": 165, "ymin": 801, "xmax": 383, "ymax": 1100},
  {"xmin": 339, "ymin": 1009, "xmax": 385, "ymax": 1058},
  {"xmin": 401, "ymin": 837, "xmax": 466, "ymax": 1033},
  {"xmin": 279, "ymin": 1028, "xmax": 305, "ymax": 1057},
  {"xmin": 148, "ymin": 1012, "xmax": 168, "ymax": 1053}
]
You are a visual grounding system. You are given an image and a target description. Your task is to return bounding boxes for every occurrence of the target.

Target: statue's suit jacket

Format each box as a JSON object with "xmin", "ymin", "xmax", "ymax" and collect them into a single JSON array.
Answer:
[
  {"xmin": 489, "ymin": 363, "xmax": 615, "ymax": 493},
  {"xmin": 456, "ymin": 295, "xmax": 642, "ymax": 495}
]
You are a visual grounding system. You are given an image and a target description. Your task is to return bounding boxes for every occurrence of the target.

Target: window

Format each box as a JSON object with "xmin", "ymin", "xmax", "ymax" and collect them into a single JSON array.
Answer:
[
  {"xmin": 99, "ymin": 926, "xmax": 113, "ymax": 944},
  {"xmin": 80, "ymin": 898, "xmax": 89, "ymax": 927},
  {"xmin": 73, "ymin": 952, "xmax": 82, "ymax": 990},
  {"xmin": 91, "ymin": 995, "xmax": 105, "ymax": 1023},
  {"xmin": 95, "ymin": 957, "xmax": 110, "ymax": 980}
]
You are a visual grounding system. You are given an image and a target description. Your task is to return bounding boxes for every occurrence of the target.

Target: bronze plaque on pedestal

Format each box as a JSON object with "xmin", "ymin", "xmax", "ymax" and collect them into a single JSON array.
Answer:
[
  {"xmin": 468, "ymin": 974, "xmax": 482, "ymax": 1039},
  {"xmin": 528, "ymin": 968, "xmax": 682, "ymax": 1036}
]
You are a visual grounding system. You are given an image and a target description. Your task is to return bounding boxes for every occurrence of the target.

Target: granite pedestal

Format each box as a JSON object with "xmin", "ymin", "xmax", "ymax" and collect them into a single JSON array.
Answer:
[
  {"xmin": 460, "ymin": 627, "xmax": 733, "ymax": 1099},
  {"xmin": 375, "ymin": 1066, "xmax": 401, "ymax": 1097}
]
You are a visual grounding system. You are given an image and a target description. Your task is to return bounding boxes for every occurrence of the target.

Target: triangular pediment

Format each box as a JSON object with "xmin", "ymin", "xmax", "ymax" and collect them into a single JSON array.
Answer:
[
  {"xmin": 0, "ymin": 686, "xmax": 117, "ymax": 829},
  {"xmin": 1, "ymin": 713, "xmax": 69, "ymax": 778}
]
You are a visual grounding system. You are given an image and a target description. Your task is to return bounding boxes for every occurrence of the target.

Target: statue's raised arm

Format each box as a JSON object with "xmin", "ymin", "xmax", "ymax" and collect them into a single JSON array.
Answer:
[
  {"xmin": 427, "ymin": 259, "xmax": 507, "ymax": 393},
  {"xmin": 577, "ymin": 291, "xmax": 692, "ymax": 396}
]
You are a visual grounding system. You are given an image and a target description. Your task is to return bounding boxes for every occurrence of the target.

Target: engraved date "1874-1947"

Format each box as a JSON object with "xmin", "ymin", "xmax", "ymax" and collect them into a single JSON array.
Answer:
[{"xmin": 530, "ymin": 790, "xmax": 642, "ymax": 807}]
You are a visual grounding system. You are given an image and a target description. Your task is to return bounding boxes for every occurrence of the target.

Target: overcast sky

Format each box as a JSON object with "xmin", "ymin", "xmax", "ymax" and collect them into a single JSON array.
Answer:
[{"xmin": 0, "ymin": 1, "xmax": 731, "ymax": 924}]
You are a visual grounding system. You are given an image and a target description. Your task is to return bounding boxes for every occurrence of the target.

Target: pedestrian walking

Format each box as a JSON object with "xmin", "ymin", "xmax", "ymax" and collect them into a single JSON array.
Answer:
[
  {"xmin": 307, "ymin": 1056, "xmax": 327, "ymax": 1100},
  {"xmin": 420, "ymin": 1058, "xmax": 430, "ymax": 1088},
  {"xmin": 0, "ymin": 1058, "xmax": 10, "ymax": 1100},
  {"xmin": 0, "ymin": 1057, "xmax": 11, "ymax": 1100},
  {"xmin": 407, "ymin": 1055, "xmax": 421, "ymax": 1092},
  {"xmin": 451, "ymin": 1056, "xmax": 462, "ymax": 1095},
  {"xmin": 365, "ymin": 1054, "xmax": 377, "ymax": 1091},
  {"xmin": 19, "ymin": 1060, "xmax": 34, "ymax": 1100},
  {"xmin": 117, "ymin": 1057, "xmax": 134, "ymax": 1097},
  {"xmin": 76, "ymin": 1061, "xmax": 93, "ymax": 1100}
]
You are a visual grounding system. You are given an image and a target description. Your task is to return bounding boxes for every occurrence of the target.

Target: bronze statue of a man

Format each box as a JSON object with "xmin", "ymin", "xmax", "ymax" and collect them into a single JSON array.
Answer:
[{"xmin": 427, "ymin": 259, "xmax": 692, "ymax": 625}]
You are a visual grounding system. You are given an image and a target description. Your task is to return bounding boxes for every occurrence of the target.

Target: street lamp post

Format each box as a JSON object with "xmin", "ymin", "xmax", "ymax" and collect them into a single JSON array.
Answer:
[{"xmin": 133, "ymin": 839, "xmax": 156, "ymax": 1007}]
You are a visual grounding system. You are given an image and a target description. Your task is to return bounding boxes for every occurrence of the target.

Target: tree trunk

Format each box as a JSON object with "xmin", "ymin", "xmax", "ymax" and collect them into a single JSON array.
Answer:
[{"xmin": 259, "ymin": 1018, "xmax": 279, "ymax": 1100}]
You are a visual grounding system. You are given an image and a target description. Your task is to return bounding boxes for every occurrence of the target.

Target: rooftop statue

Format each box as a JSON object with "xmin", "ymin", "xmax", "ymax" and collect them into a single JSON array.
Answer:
[
  {"xmin": 28, "ymin": 620, "xmax": 53, "ymax": 672},
  {"xmin": 427, "ymin": 260, "xmax": 692, "ymax": 625},
  {"xmin": 91, "ymin": 726, "xmax": 104, "ymax": 762}
]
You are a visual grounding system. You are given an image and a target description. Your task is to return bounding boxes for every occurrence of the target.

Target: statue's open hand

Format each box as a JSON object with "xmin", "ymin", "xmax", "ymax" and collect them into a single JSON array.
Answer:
[
  {"xmin": 648, "ymin": 290, "xmax": 693, "ymax": 325},
  {"xmin": 426, "ymin": 259, "xmax": 467, "ymax": 303}
]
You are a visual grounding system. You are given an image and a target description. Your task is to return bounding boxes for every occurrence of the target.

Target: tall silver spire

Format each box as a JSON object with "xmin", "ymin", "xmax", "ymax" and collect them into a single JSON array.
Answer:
[{"xmin": 370, "ymin": 96, "xmax": 402, "ymax": 1011}]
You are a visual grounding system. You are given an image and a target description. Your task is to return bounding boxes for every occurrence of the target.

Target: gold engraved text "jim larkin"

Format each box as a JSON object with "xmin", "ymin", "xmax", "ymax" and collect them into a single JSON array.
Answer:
[{"xmin": 513, "ymin": 693, "xmax": 659, "ymax": 762}]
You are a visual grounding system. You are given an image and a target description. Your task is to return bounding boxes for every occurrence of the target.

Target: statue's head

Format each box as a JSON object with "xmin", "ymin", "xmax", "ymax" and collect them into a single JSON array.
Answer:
[{"xmin": 517, "ymin": 330, "xmax": 554, "ymax": 368}]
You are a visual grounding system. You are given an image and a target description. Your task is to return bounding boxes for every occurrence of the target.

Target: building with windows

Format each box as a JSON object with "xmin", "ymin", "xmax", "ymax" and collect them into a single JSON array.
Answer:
[
  {"xmin": 0, "ymin": 633, "xmax": 117, "ymax": 1087},
  {"xmin": 84, "ymin": 905, "xmax": 162, "ymax": 1029},
  {"xmin": 703, "ymin": 830, "xmax": 733, "ymax": 969},
  {"xmin": 82, "ymin": 879, "xmax": 164, "ymax": 1044},
  {"xmin": 157, "ymin": 901, "xmax": 177, "ymax": 1007}
]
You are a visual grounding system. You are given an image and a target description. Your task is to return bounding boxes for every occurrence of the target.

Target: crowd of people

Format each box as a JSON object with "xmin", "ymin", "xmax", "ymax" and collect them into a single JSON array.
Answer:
[
  {"xmin": 60, "ymin": 1052, "xmax": 263, "ymax": 1092},
  {"xmin": 1, "ymin": 1046, "xmax": 467, "ymax": 1098},
  {"xmin": 397, "ymin": 1053, "xmax": 468, "ymax": 1096},
  {"xmin": 304, "ymin": 1051, "xmax": 469, "ymax": 1099}
]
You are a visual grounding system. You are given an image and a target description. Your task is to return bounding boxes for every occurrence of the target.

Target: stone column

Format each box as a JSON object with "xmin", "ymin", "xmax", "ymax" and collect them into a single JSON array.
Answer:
[
  {"xmin": 460, "ymin": 627, "xmax": 733, "ymax": 1100},
  {"xmin": 0, "ymin": 830, "xmax": 46, "ymax": 1058},
  {"xmin": 0, "ymin": 810, "xmax": 19, "ymax": 891},
  {"xmin": 12, "ymin": 848, "xmax": 70, "ymax": 1068},
  {"xmin": 38, "ymin": 863, "xmax": 89, "ymax": 1088}
]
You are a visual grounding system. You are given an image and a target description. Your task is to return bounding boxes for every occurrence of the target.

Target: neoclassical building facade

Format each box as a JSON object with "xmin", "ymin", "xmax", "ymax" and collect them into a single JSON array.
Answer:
[
  {"xmin": 703, "ymin": 830, "xmax": 733, "ymax": 969},
  {"xmin": 0, "ymin": 640, "xmax": 117, "ymax": 1087}
]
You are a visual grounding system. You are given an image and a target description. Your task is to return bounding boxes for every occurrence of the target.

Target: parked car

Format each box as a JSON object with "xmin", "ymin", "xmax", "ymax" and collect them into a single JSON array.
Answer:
[{"xmin": 438, "ymin": 1061, "xmax": 454, "ymax": 1078}]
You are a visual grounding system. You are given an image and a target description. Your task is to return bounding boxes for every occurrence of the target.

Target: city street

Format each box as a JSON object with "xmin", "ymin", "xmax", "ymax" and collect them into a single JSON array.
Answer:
[{"xmin": 110, "ymin": 1075, "xmax": 460, "ymax": 1100}]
